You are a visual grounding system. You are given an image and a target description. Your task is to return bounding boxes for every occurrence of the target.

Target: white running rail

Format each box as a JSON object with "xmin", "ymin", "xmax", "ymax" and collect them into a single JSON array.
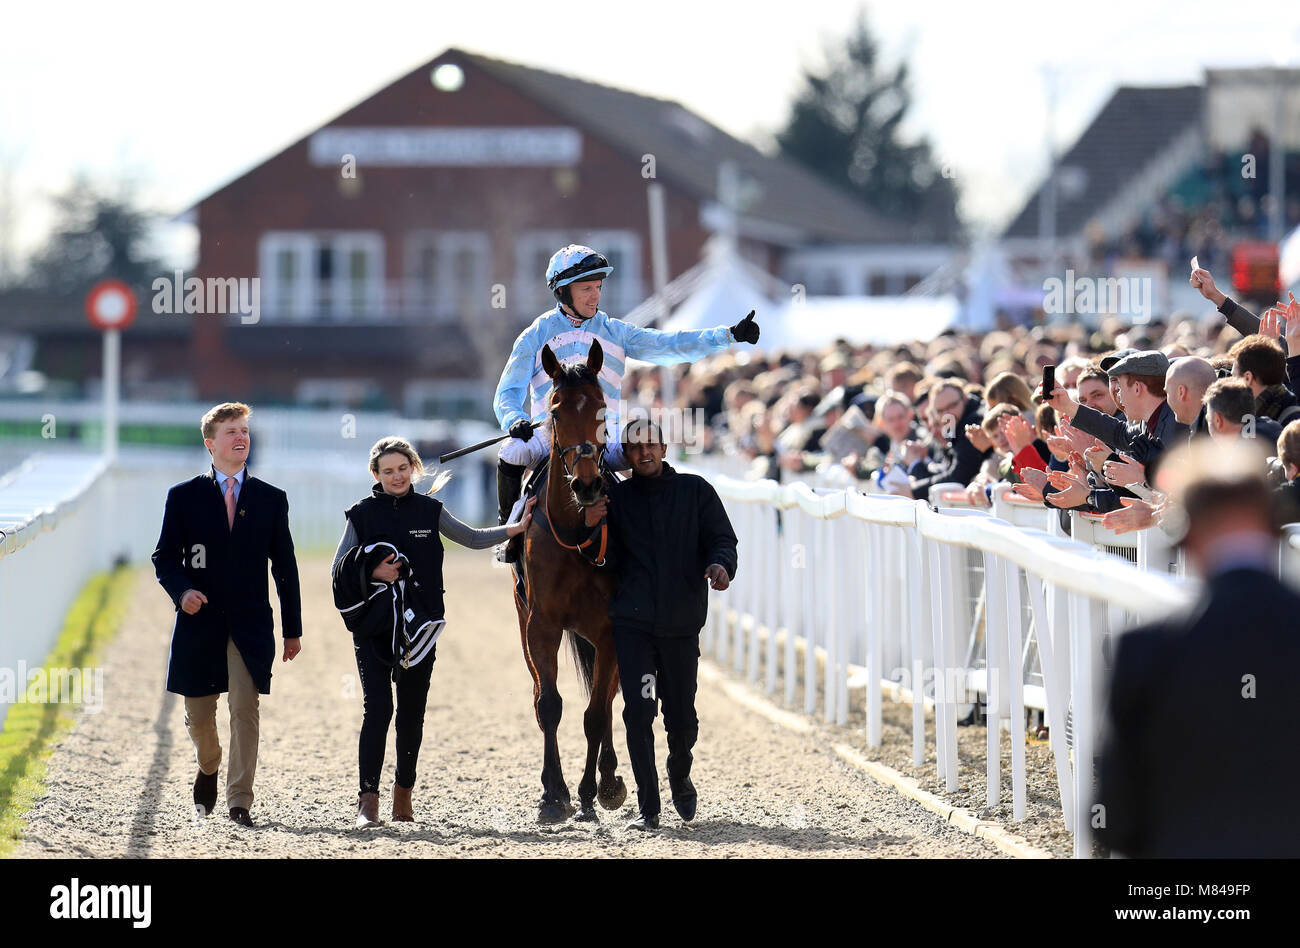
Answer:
[{"xmin": 690, "ymin": 465, "xmax": 1197, "ymax": 858}]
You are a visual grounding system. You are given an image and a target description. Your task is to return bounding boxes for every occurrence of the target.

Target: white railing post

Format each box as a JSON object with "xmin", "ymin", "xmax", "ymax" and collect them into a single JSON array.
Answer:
[
  {"xmin": 983, "ymin": 553, "xmax": 1007, "ymax": 807},
  {"xmin": 765, "ymin": 505, "xmax": 780, "ymax": 695},
  {"xmin": 784, "ymin": 508, "xmax": 799, "ymax": 709},
  {"xmin": 803, "ymin": 514, "xmax": 818, "ymax": 717},
  {"xmin": 1004, "ymin": 559, "xmax": 1027, "ymax": 821},
  {"xmin": 908, "ymin": 524, "xmax": 927, "ymax": 765}
]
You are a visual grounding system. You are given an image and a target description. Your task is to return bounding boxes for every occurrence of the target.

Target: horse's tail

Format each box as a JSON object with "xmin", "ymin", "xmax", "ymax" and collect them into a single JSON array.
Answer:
[{"xmin": 565, "ymin": 630, "xmax": 595, "ymax": 698}]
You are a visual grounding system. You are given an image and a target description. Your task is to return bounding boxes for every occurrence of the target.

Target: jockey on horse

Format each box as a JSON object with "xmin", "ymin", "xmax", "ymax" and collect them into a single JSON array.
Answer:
[{"xmin": 492, "ymin": 243, "xmax": 761, "ymax": 561}]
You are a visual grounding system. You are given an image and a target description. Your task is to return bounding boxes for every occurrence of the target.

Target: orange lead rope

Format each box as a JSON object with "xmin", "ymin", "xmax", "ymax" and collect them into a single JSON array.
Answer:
[{"xmin": 544, "ymin": 487, "xmax": 608, "ymax": 564}]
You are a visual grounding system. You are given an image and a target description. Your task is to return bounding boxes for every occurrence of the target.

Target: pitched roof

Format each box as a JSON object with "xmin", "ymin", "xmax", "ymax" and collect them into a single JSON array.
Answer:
[
  {"xmin": 1002, "ymin": 84, "xmax": 1204, "ymax": 240},
  {"xmin": 461, "ymin": 49, "xmax": 905, "ymax": 244}
]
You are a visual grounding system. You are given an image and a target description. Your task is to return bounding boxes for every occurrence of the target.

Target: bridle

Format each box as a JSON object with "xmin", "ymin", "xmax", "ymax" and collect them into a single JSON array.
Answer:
[{"xmin": 543, "ymin": 404, "xmax": 608, "ymax": 562}]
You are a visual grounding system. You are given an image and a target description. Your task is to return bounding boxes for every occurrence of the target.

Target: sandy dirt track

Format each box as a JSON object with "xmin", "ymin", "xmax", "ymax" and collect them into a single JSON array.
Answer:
[{"xmin": 16, "ymin": 551, "xmax": 1001, "ymax": 858}]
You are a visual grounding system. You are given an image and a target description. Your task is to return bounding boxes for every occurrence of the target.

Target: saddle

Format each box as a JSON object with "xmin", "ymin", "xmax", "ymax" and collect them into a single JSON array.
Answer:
[{"xmin": 511, "ymin": 457, "xmax": 621, "ymax": 602}]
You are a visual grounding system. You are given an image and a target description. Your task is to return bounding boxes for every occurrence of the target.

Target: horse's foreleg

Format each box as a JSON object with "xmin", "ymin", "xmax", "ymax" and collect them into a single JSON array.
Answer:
[{"xmin": 526, "ymin": 617, "xmax": 572, "ymax": 824}]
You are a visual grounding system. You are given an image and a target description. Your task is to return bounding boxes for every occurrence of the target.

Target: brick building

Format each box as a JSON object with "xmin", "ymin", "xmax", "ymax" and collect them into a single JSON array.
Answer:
[{"xmin": 10, "ymin": 48, "xmax": 919, "ymax": 418}]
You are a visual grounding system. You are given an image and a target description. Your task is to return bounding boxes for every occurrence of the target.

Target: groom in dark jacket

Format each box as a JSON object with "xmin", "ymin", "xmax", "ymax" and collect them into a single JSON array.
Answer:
[
  {"xmin": 581, "ymin": 419, "xmax": 738, "ymax": 830},
  {"xmin": 152, "ymin": 402, "xmax": 302, "ymax": 826}
]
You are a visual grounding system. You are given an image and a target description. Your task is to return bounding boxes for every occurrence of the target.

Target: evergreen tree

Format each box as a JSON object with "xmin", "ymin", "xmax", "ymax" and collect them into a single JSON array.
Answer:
[
  {"xmin": 777, "ymin": 11, "xmax": 961, "ymax": 240},
  {"xmin": 24, "ymin": 178, "xmax": 164, "ymax": 294}
]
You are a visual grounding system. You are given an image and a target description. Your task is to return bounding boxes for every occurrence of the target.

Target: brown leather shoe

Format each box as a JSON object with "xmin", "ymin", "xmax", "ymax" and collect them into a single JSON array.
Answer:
[
  {"xmin": 356, "ymin": 791, "xmax": 383, "ymax": 828},
  {"xmin": 392, "ymin": 783, "xmax": 414, "ymax": 822}
]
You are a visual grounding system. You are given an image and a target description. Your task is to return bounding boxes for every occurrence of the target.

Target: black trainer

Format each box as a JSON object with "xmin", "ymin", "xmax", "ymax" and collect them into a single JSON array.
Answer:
[
  {"xmin": 670, "ymin": 776, "xmax": 697, "ymax": 822},
  {"xmin": 626, "ymin": 812, "xmax": 660, "ymax": 831}
]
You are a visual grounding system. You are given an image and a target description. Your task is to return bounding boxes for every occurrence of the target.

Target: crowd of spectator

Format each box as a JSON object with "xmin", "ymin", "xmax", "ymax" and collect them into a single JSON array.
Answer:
[{"xmin": 624, "ymin": 265, "xmax": 1300, "ymax": 537}]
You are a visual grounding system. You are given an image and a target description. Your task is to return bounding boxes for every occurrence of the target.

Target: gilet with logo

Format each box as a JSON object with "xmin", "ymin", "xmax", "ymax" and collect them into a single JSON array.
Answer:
[{"xmin": 344, "ymin": 483, "xmax": 445, "ymax": 621}]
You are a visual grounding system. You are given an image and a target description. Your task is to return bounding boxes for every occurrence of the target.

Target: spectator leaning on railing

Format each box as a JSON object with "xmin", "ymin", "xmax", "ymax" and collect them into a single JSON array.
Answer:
[
  {"xmin": 1046, "ymin": 351, "xmax": 1188, "ymax": 512},
  {"xmin": 900, "ymin": 379, "xmax": 989, "ymax": 501}
]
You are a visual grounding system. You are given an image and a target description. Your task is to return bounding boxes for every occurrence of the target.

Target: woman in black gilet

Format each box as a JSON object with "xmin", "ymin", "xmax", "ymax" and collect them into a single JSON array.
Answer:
[{"xmin": 332, "ymin": 436, "xmax": 532, "ymax": 827}]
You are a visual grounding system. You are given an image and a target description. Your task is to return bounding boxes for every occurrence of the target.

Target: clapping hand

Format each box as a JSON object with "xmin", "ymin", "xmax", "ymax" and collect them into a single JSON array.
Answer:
[
  {"xmin": 965, "ymin": 424, "xmax": 992, "ymax": 453},
  {"xmin": 1103, "ymin": 452, "xmax": 1145, "ymax": 488},
  {"xmin": 1011, "ymin": 482, "xmax": 1044, "ymax": 503},
  {"xmin": 1020, "ymin": 467, "xmax": 1050, "ymax": 493},
  {"xmin": 1000, "ymin": 414, "xmax": 1036, "ymax": 454},
  {"xmin": 902, "ymin": 440, "xmax": 929, "ymax": 466},
  {"xmin": 1084, "ymin": 443, "xmax": 1111, "ymax": 474},
  {"xmin": 1044, "ymin": 427, "xmax": 1073, "ymax": 461},
  {"xmin": 1101, "ymin": 497, "xmax": 1156, "ymax": 535}
]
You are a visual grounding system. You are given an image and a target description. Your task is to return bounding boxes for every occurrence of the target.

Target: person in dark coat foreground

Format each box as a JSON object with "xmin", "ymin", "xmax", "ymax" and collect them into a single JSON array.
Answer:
[
  {"xmin": 1095, "ymin": 439, "xmax": 1300, "ymax": 857},
  {"xmin": 580, "ymin": 419, "xmax": 738, "ymax": 830},
  {"xmin": 152, "ymin": 402, "xmax": 302, "ymax": 827}
]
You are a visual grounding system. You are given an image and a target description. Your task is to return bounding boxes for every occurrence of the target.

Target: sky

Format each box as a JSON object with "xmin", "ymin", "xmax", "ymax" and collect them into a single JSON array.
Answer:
[{"xmin": 3, "ymin": 0, "xmax": 1300, "ymax": 269}]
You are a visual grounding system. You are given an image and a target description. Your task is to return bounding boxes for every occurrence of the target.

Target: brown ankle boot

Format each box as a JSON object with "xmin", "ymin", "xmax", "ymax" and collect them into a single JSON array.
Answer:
[
  {"xmin": 356, "ymin": 791, "xmax": 383, "ymax": 828},
  {"xmin": 392, "ymin": 783, "xmax": 414, "ymax": 822}
]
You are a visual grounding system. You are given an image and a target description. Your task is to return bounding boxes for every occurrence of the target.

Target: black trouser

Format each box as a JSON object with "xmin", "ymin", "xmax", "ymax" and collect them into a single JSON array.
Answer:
[
  {"xmin": 353, "ymin": 633, "xmax": 435, "ymax": 795},
  {"xmin": 612, "ymin": 625, "xmax": 700, "ymax": 818}
]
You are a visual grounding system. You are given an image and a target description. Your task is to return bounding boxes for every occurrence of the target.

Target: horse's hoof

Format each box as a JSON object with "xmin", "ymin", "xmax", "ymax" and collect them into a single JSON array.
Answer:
[
  {"xmin": 597, "ymin": 776, "xmax": 627, "ymax": 810},
  {"xmin": 574, "ymin": 803, "xmax": 599, "ymax": 823},
  {"xmin": 537, "ymin": 800, "xmax": 575, "ymax": 825}
]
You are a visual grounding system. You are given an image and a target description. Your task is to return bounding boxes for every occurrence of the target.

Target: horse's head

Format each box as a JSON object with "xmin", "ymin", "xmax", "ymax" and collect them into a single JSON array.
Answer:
[{"xmin": 543, "ymin": 340, "xmax": 606, "ymax": 507}]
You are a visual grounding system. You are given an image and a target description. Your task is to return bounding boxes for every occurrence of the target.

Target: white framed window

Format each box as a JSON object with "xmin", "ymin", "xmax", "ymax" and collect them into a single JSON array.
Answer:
[
  {"xmin": 258, "ymin": 231, "xmax": 385, "ymax": 322},
  {"xmin": 513, "ymin": 229, "xmax": 643, "ymax": 318},
  {"xmin": 259, "ymin": 233, "xmax": 314, "ymax": 320},
  {"xmin": 404, "ymin": 231, "xmax": 491, "ymax": 321}
]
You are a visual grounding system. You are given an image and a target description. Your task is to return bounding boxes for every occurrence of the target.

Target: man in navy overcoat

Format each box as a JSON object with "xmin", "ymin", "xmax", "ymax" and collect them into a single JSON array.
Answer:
[{"xmin": 152, "ymin": 402, "xmax": 302, "ymax": 826}]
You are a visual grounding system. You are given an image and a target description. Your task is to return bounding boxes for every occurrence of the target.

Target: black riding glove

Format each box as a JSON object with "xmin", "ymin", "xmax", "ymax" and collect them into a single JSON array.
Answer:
[
  {"xmin": 730, "ymin": 310, "xmax": 760, "ymax": 344},
  {"xmin": 509, "ymin": 420, "xmax": 535, "ymax": 441}
]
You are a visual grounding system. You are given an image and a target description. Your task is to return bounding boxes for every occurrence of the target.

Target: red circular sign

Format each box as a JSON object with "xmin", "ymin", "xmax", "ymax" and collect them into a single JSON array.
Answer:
[{"xmin": 85, "ymin": 280, "xmax": 137, "ymax": 330}]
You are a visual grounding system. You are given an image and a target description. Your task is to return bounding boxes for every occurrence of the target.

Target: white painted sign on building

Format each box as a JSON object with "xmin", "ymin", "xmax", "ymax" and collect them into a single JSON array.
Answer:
[{"xmin": 308, "ymin": 126, "xmax": 583, "ymax": 167}]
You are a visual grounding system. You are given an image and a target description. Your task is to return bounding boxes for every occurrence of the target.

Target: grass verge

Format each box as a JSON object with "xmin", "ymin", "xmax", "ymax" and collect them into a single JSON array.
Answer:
[{"xmin": 0, "ymin": 565, "xmax": 134, "ymax": 857}]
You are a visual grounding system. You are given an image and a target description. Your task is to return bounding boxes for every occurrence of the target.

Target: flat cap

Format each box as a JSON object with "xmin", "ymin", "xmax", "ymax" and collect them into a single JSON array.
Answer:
[
  {"xmin": 1099, "ymin": 347, "xmax": 1138, "ymax": 371},
  {"xmin": 1106, "ymin": 349, "xmax": 1169, "ymax": 378}
]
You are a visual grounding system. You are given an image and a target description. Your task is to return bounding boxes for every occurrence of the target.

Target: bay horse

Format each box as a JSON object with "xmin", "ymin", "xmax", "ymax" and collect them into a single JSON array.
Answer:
[{"xmin": 513, "ymin": 339, "xmax": 627, "ymax": 823}]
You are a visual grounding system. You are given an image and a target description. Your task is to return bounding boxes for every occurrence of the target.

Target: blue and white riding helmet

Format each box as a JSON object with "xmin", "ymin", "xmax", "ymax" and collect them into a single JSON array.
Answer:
[{"xmin": 546, "ymin": 244, "xmax": 613, "ymax": 303}]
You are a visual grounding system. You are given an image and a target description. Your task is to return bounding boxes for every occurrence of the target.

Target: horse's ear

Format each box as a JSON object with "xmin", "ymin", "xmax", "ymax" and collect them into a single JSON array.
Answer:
[
  {"xmin": 587, "ymin": 339, "xmax": 603, "ymax": 376},
  {"xmin": 541, "ymin": 345, "xmax": 561, "ymax": 380}
]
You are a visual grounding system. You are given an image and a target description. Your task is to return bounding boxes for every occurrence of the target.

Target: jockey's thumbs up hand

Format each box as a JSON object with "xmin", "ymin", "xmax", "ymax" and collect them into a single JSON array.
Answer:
[{"xmin": 730, "ymin": 310, "xmax": 760, "ymax": 344}]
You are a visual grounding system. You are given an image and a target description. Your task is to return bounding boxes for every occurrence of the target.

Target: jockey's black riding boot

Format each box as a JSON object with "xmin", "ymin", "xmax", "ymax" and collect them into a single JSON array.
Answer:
[{"xmin": 496, "ymin": 459, "xmax": 526, "ymax": 564}]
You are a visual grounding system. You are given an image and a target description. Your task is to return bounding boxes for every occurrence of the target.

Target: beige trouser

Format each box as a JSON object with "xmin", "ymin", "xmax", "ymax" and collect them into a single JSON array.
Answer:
[{"xmin": 183, "ymin": 636, "xmax": 260, "ymax": 811}]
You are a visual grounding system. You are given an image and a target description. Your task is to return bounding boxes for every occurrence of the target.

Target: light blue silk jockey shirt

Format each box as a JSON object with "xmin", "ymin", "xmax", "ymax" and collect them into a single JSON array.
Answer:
[{"xmin": 493, "ymin": 305, "xmax": 735, "ymax": 436}]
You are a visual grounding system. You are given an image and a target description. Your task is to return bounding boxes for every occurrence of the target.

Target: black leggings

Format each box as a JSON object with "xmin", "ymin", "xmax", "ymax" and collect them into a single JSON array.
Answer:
[{"xmin": 353, "ymin": 634, "xmax": 435, "ymax": 795}]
